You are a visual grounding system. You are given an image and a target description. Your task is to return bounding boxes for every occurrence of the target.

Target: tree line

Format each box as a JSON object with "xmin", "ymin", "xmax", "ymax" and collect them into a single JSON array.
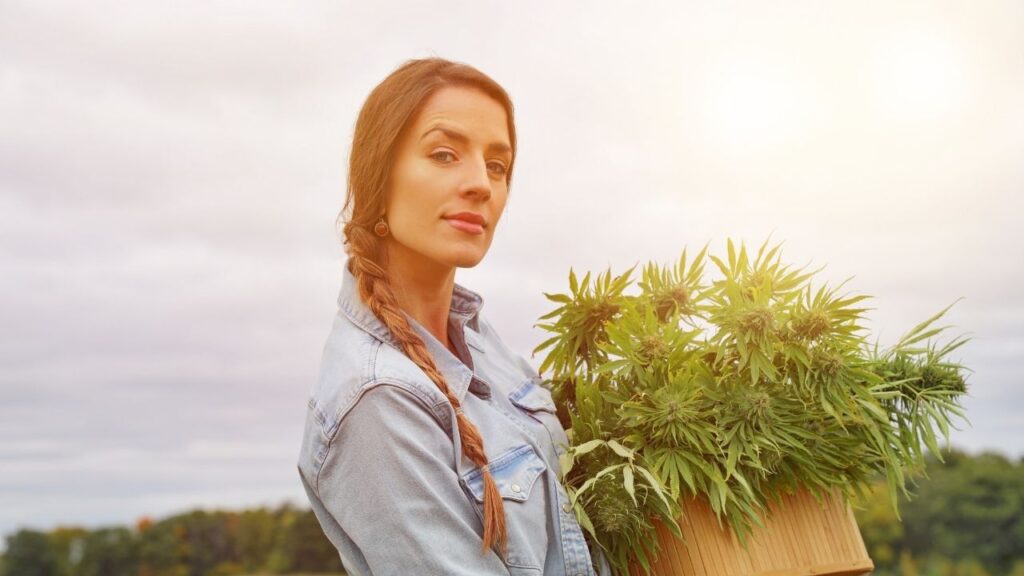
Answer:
[
  {"xmin": 856, "ymin": 448, "xmax": 1024, "ymax": 576},
  {"xmin": 0, "ymin": 503, "xmax": 344, "ymax": 576},
  {"xmin": 3, "ymin": 447, "xmax": 1023, "ymax": 576}
]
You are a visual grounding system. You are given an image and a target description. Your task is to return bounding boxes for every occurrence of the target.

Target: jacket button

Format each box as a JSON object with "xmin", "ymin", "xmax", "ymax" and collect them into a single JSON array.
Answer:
[
  {"xmin": 511, "ymin": 483, "xmax": 521, "ymax": 493},
  {"xmin": 562, "ymin": 502, "xmax": 571, "ymax": 513}
]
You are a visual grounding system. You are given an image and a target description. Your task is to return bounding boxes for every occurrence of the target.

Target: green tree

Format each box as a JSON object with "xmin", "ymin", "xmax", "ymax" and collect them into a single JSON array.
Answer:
[
  {"xmin": 899, "ymin": 549, "xmax": 920, "ymax": 576},
  {"xmin": 47, "ymin": 526, "xmax": 88, "ymax": 576},
  {"xmin": 137, "ymin": 517, "xmax": 186, "ymax": 576},
  {"xmin": 236, "ymin": 508, "xmax": 276, "ymax": 572},
  {"xmin": 266, "ymin": 507, "xmax": 342, "ymax": 573},
  {"xmin": 78, "ymin": 527, "xmax": 138, "ymax": 576},
  {"xmin": 927, "ymin": 555, "xmax": 954, "ymax": 576},
  {"xmin": 954, "ymin": 557, "xmax": 992, "ymax": 576},
  {"xmin": 2, "ymin": 529, "xmax": 58, "ymax": 576},
  {"xmin": 173, "ymin": 510, "xmax": 238, "ymax": 576},
  {"xmin": 854, "ymin": 479, "xmax": 904, "ymax": 566},
  {"xmin": 901, "ymin": 450, "xmax": 1022, "ymax": 574}
]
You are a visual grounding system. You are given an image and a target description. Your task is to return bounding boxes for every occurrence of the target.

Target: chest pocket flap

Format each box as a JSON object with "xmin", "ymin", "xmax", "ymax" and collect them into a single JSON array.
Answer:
[
  {"xmin": 508, "ymin": 378, "xmax": 557, "ymax": 414},
  {"xmin": 461, "ymin": 444, "xmax": 546, "ymax": 503}
]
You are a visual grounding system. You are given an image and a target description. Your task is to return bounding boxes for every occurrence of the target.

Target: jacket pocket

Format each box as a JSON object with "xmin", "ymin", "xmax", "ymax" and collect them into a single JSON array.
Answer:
[
  {"xmin": 460, "ymin": 443, "xmax": 548, "ymax": 573},
  {"xmin": 508, "ymin": 377, "xmax": 571, "ymax": 458}
]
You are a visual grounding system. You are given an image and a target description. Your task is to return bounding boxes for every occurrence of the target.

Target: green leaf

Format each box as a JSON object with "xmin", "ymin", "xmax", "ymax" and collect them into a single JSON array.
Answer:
[
  {"xmin": 532, "ymin": 335, "xmax": 560, "ymax": 355},
  {"xmin": 592, "ymin": 359, "xmax": 630, "ymax": 375},
  {"xmin": 635, "ymin": 465, "xmax": 674, "ymax": 512},
  {"xmin": 857, "ymin": 397, "xmax": 889, "ymax": 422},
  {"xmin": 623, "ymin": 466, "xmax": 637, "ymax": 506},
  {"xmin": 558, "ymin": 451, "xmax": 574, "ymax": 481},
  {"xmin": 894, "ymin": 298, "xmax": 964, "ymax": 350},
  {"xmin": 572, "ymin": 439, "xmax": 605, "ymax": 457},
  {"xmin": 543, "ymin": 292, "xmax": 572, "ymax": 304},
  {"xmin": 726, "ymin": 442, "xmax": 740, "ymax": 480},
  {"xmin": 607, "ymin": 439, "xmax": 635, "ymax": 460},
  {"xmin": 732, "ymin": 468, "xmax": 754, "ymax": 499},
  {"xmin": 574, "ymin": 500, "xmax": 596, "ymax": 540}
]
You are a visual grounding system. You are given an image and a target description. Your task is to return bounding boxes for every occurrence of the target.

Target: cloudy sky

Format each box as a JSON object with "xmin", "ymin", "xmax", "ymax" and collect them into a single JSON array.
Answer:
[{"xmin": 2, "ymin": 0, "xmax": 1021, "ymax": 542}]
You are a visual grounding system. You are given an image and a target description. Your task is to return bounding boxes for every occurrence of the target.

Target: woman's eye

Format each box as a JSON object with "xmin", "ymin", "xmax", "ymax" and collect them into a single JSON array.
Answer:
[
  {"xmin": 430, "ymin": 150, "xmax": 456, "ymax": 163},
  {"xmin": 431, "ymin": 150, "xmax": 505, "ymax": 176}
]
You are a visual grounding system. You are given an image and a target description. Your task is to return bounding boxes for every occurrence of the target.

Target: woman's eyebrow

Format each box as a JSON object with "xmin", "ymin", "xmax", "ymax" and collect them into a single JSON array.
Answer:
[{"xmin": 420, "ymin": 124, "xmax": 512, "ymax": 156}]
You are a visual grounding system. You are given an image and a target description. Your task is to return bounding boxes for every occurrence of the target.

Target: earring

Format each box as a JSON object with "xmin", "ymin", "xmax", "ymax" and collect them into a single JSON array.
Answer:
[{"xmin": 373, "ymin": 216, "xmax": 390, "ymax": 237}]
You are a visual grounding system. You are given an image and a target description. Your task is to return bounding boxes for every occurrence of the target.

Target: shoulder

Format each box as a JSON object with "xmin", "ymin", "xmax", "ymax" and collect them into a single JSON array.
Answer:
[
  {"xmin": 298, "ymin": 311, "xmax": 451, "ymax": 479},
  {"xmin": 334, "ymin": 383, "xmax": 446, "ymax": 444},
  {"xmin": 308, "ymin": 312, "xmax": 448, "ymax": 432},
  {"xmin": 302, "ymin": 382, "xmax": 456, "ymax": 498}
]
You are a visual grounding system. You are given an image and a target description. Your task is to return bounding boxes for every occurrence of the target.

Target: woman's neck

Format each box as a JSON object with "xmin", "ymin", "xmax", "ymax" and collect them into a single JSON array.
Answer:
[{"xmin": 384, "ymin": 243, "xmax": 458, "ymax": 350}]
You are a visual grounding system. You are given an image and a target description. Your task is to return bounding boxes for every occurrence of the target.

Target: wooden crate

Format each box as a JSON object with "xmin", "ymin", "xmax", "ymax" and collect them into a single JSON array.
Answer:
[{"xmin": 628, "ymin": 487, "xmax": 874, "ymax": 576}]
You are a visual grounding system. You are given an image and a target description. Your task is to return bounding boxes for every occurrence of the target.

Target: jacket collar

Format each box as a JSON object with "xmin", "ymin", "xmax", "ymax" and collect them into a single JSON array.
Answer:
[{"xmin": 337, "ymin": 261, "xmax": 485, "ymax": 404}]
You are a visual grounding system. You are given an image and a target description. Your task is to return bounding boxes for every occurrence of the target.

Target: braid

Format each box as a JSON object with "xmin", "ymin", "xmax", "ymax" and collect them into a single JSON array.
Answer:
[{"xmin": 343, "ymin": 222, "xmax": 509, "ymax": 559}]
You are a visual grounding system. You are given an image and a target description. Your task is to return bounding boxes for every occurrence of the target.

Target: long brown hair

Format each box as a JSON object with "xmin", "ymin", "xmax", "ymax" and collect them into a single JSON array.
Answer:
[{"xmin": 338, "ymin": 57, "xmax": 517, "ymax": 558}]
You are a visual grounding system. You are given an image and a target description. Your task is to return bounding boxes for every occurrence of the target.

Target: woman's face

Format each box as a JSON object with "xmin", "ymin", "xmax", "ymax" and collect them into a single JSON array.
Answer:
[{"xmin": 384, "ymin": 85, "xmax": 512, "ymax": 275}]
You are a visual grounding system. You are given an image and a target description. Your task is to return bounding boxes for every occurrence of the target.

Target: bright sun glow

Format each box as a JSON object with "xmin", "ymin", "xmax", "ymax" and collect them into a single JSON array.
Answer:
[
  {"xmin": 696, "ymin": 28, "xmax": 968, "ymax": 155},
  {"xmin": 699, "ymin": 54, "xmax": 812, "ymax": 155},
  {"xmin": 871, "ymin": 28, "xmax": 968, "ymax": 121}
]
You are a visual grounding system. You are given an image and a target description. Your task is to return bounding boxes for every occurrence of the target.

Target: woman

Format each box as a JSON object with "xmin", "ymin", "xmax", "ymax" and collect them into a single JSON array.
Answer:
[{"xmin": 297, "ymin": 57, "xmax": 610, "ymax": 576}]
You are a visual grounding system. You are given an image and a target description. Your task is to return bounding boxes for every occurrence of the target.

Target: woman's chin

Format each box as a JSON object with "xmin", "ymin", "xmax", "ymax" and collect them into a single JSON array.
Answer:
[
  {"xmin": 445, "ymin": 248, "xmax": 487, "ymax": 269},
  {"xmin": 451, "ymin": 255, "xmax": 485, "ymax": 269}
]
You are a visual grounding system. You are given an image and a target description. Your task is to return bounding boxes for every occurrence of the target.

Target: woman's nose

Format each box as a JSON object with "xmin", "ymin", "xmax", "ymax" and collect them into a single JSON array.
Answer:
[{"xmin": 459, "ymin": 158, "xmax": 492, "ymax": 201}]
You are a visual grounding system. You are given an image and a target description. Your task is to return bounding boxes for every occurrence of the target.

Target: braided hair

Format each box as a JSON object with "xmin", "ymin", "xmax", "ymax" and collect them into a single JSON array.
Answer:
[{"xmin": 338, "ymin": 57, "xmax": 517, "ymax": 558}]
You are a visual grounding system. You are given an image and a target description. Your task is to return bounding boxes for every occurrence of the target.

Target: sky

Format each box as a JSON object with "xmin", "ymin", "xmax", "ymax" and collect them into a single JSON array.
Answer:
[{"xmin": 1, "ymin": 0, "xmax": 1022, "ymax": 543}]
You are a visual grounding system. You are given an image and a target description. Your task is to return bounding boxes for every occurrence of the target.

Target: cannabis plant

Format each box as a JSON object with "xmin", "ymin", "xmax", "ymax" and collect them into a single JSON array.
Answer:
[{"xmin": 534, "ymin": 238, "xmax": 971, "ymax": 576}]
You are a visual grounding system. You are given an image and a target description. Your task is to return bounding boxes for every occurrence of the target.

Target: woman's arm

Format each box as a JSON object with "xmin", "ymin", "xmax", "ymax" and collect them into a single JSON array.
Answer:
[{"xmin": 311, "ymin": 383, "xmax": 511, "ymax": 576}]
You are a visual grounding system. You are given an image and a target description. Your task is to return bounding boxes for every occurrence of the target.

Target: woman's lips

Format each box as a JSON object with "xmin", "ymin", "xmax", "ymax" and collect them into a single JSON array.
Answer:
[{"xmin": 444, "ymin": 217, "xmax": 484, "ymax": 235}]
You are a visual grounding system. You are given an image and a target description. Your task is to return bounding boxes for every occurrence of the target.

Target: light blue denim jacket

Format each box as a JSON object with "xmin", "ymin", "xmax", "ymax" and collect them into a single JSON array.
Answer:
[{"xmin": 297, "ymin": 262, "xmax": 612, "ymax": 576}]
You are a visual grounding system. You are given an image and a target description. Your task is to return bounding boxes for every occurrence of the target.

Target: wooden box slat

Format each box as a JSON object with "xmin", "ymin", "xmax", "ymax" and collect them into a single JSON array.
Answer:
[{"xmin": 627, "ymin": 487, "xmax": 874, "ymax": 576}]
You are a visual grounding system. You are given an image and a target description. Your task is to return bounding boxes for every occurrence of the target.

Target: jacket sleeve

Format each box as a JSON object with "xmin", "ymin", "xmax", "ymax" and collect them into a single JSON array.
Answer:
[{"xmin": 311, "ymin": 383, "xmax": 511, "ymax": 576}]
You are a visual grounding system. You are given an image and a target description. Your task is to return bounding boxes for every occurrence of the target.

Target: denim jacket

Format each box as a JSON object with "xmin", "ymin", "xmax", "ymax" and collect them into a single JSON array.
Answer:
[{"xmin": 297, "ymin": 262, "xmax": 612, "ymax": 576}]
